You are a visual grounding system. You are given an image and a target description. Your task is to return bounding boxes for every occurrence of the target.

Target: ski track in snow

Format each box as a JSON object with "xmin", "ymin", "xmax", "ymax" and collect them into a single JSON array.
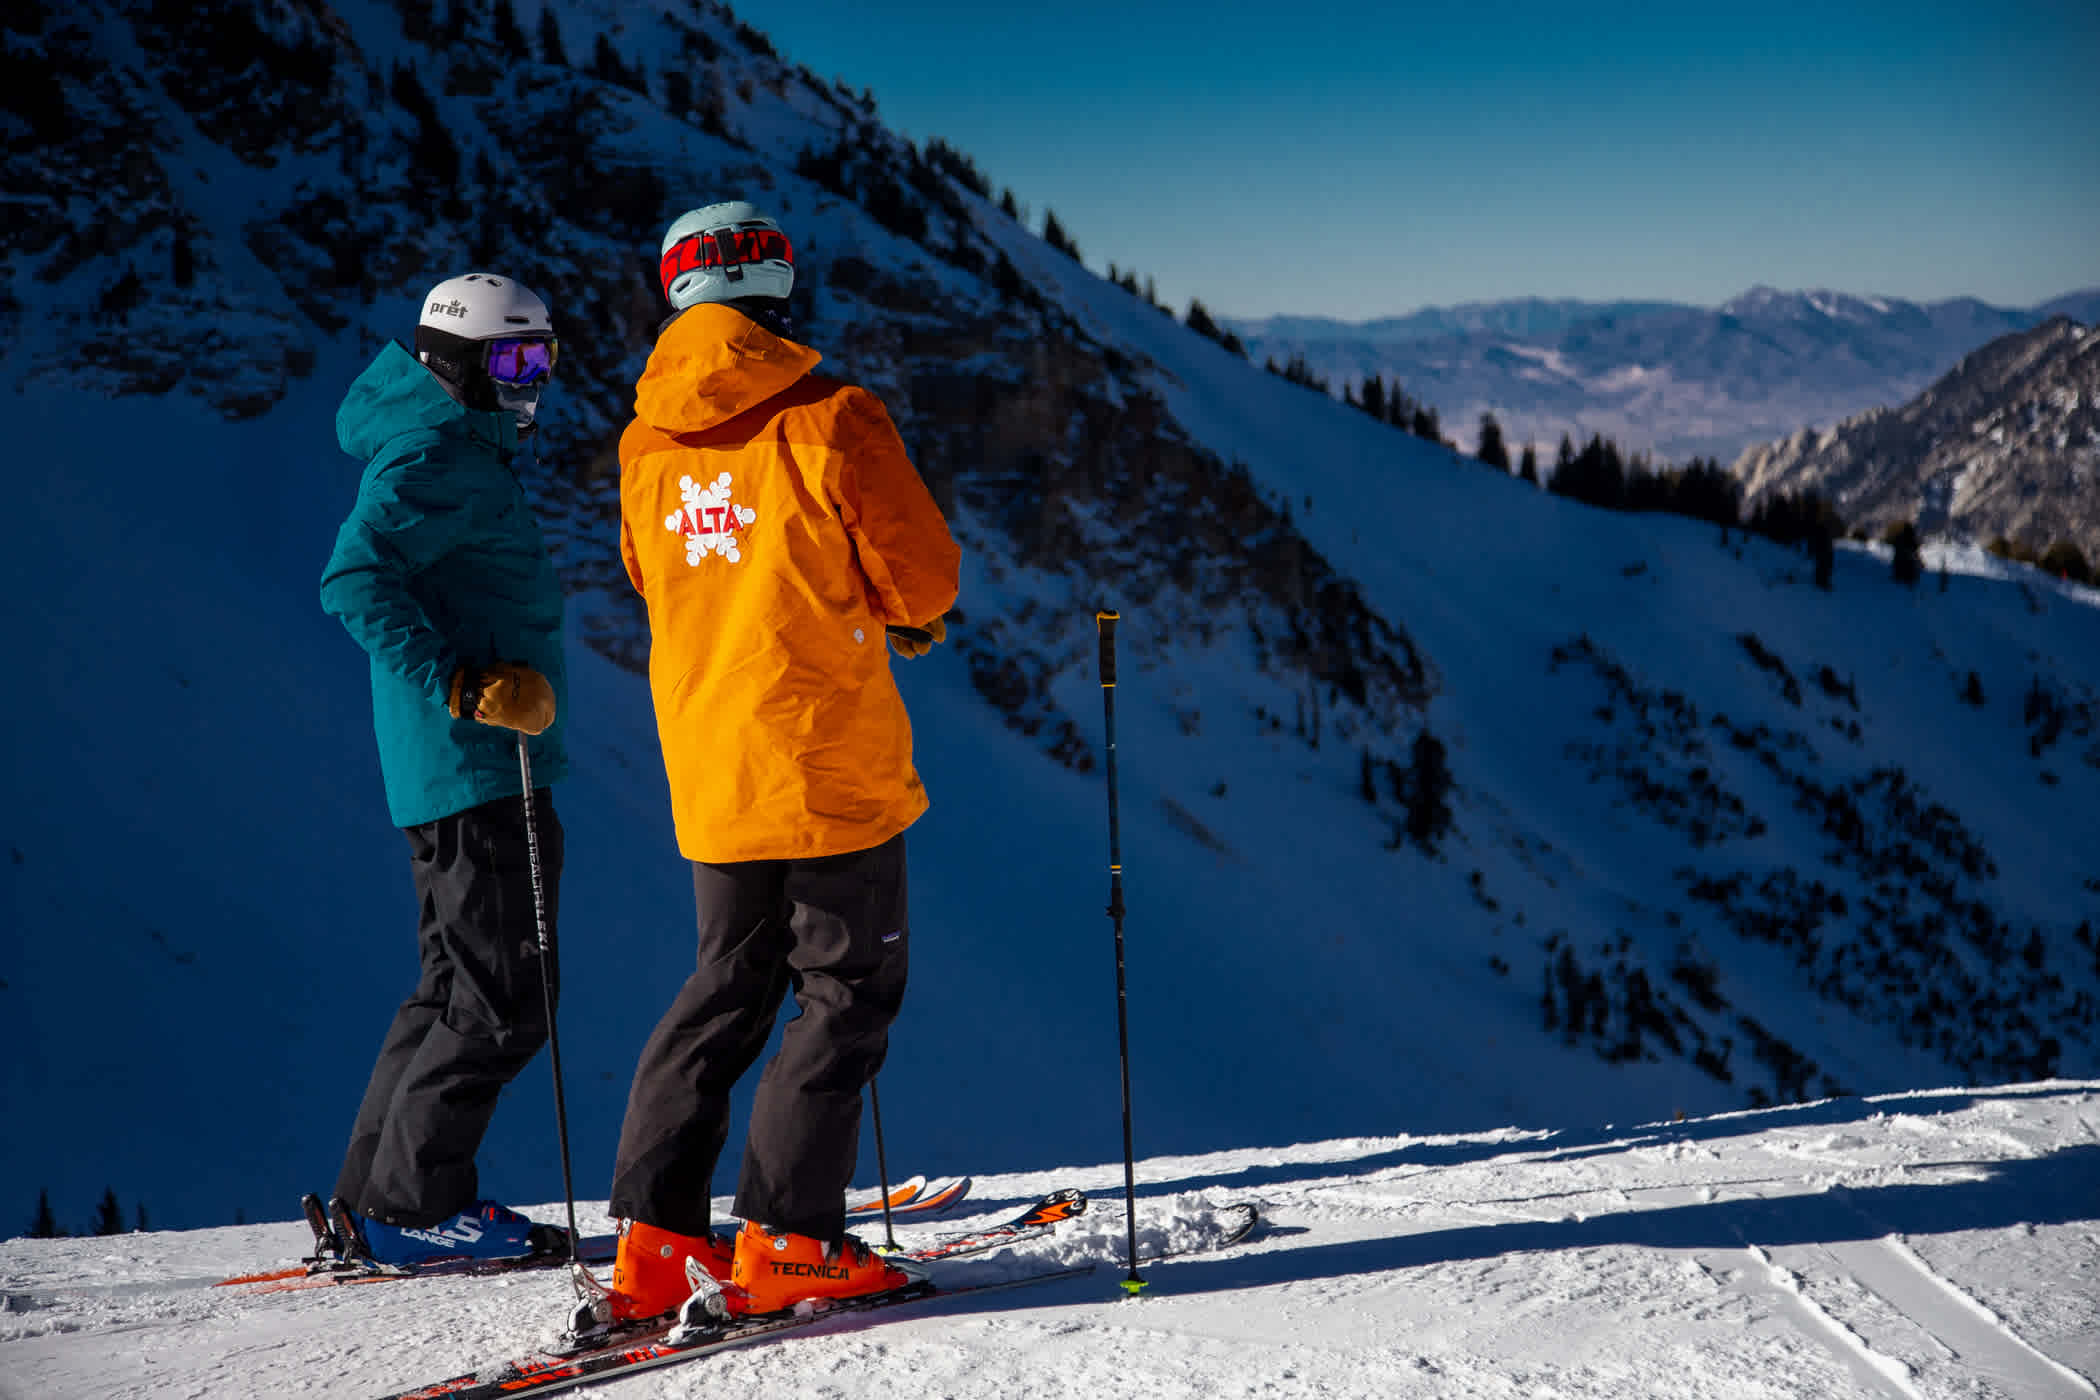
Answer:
[{"xmin": 4, "ymin": 1084, "xmax": 2097, "ymax": 1399}]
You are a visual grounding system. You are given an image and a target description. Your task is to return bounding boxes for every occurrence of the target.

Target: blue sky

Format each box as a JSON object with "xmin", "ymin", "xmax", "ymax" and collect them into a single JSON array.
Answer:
[{"xmin": 728, "ymin": 0, "xmax": 2100, "ymax": 321}]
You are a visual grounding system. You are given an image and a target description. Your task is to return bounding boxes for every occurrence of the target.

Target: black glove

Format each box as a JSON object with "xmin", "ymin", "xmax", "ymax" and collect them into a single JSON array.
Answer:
[{"xmin": 886, "ymin": 616, "xmax": 947, "ymax": 659}]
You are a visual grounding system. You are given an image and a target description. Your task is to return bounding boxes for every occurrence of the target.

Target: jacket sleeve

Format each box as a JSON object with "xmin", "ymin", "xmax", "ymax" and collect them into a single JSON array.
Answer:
[
  {"xmin": 319, "ymin": 444, "xmax": 467, "ymax": 709},
  {"xmin": 831, "ymin": 389, "xmax": 961, "ymax": 627}
]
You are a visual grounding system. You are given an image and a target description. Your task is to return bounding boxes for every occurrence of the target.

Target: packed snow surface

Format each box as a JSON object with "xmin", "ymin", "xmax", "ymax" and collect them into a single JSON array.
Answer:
[{"xmin": 4, "ymin": 1082, "xmax": 2094, "ymax": 1398}]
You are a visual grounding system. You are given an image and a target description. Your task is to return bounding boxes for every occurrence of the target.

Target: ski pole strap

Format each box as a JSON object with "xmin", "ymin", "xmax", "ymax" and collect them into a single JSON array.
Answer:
[{"xmin": 1096, "ymin": 610, "xmax": 1119, "ymax": 687}]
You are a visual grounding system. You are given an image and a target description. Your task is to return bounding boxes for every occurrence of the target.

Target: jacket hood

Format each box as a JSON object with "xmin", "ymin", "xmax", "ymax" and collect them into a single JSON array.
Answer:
[
  {"xmin": 633, "ymin": 303, "xmax": 822, "ymax": 435},
  {"xmin": 337, "ymin": 340, "xmax": 516, "ymax": 462}
]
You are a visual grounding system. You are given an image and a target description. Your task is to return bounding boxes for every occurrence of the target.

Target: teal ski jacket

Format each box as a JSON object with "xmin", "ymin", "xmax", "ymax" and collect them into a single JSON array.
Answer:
[{"xmin": 322, "ymin": 341, "xmax": 570, "ymax": 828}]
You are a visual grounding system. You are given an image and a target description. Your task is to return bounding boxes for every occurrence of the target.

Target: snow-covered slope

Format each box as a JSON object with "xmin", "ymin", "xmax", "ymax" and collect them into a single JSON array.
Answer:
[
  {"xmin": 5, "ymin": 0, "xmax": 2100, "ymax": 1247},
  {"xmin": 3, "ymin": 1083, "xmax": 2095, "ymax": 1398}
]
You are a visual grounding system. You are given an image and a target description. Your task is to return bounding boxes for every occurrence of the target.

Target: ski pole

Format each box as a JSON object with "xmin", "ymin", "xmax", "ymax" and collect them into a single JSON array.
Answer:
[
  {"xmin": 518, "ymin": 734, "xmax": 582, "ymax": 1274},
  {"xmin": 869, "ymin": 1078, "xmax": 899, "ymax": 1251},
  {"xmin": 1096, "ymin": 610, "xmax": 1145, "ymax": 1295}
]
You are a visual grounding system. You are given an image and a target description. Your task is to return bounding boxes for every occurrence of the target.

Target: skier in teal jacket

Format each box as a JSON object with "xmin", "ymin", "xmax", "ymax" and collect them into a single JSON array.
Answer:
[{"xmin": 320, "ymin": 272, "xmax": 571, "ymax": 1267}]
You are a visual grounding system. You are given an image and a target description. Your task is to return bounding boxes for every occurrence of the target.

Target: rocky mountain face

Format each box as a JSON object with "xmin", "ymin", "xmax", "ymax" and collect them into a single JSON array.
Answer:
[
  {"xmin": 1230, "ymin": 288, "xmax": 2100, "ymax": 465},
  {"xmin": 1732, "ymin": 319, "xmax": 2100, "ymax": 559}
]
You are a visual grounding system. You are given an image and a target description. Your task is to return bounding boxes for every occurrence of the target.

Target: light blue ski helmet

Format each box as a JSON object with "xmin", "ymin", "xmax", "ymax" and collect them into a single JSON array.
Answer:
[{"xmin": 657, "ymin": 201, "xmax": 794, "ymax": 311}]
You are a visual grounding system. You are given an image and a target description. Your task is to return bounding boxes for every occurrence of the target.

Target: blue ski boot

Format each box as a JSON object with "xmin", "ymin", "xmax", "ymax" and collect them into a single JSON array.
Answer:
[{"xmin": 341, "ymin": 1199, "xmax": 559, "ymax": 1269}]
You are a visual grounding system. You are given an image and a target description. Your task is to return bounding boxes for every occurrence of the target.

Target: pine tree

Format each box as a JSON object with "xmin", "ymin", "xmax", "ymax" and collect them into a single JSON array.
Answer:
[
  {"xmin": 93, "ymin": 1187, "xmax": 124, "ymax": 1236},
  {"xmin": 1886, "ymin": 519, "xmax": 1923, "ymax": 587},
  {"xmin": 30, "ymin": 1188, "xmax": 62, "ymax": 1238},
  {"xmin": 591, "ymin": 33, "xmax": 631, "ymax": 88},
  {"xmin": 537, "ymin": 7, "xmax": 566, "ymax": 66},
  {"xmin": 1185, "ymin": 298, "xmax": 1223, "ymax": 342},
  {"xmin": 1476, "ymin": 412, "xmax": 1510, "ymax": 471},
  {"xmin": 2039, "ymin": 538, "xmax": 2092, "ymax": 585},
  {"xmin": 663, "ymin": 66, "xmax": 692, "ymax": 116},
  {"xmin": 490, "ymin": 0, "xmax": 525, "ymax": 55},
  {"xmin": 1518, "ymin": 441, "xmax": 1539, "ymax": 484},
  {"xmin": 1403, "ymin": 729, "xmax": 1454, "ymax": 852},
  {"xmin": 1359, "ymin": 374, "xmax": 1385, "ymax": 421},
  {"xmin": 1041, "ymin": 209, "xmax": 1080, "ymax": 261}
]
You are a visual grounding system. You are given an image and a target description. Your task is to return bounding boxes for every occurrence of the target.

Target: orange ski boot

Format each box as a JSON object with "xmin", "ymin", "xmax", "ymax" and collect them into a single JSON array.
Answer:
[
  {"xmin": 729, "ymin": 1220, "xmax": 917, "ymax": 1315},
  {"xmin": 605, "ymin": 1219, "xmax": 736, "ymax": 1323}
]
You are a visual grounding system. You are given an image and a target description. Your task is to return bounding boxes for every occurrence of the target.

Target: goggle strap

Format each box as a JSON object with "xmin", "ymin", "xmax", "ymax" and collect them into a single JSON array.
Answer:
[{"xmin": 659, "ymin": 227, "xmax": 793, "ymax": 296}]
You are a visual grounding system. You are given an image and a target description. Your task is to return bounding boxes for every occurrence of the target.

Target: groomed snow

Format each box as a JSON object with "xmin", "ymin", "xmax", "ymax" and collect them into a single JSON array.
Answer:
[{"xmin": 4, "ymin": 1082, "xmax": 2094, "ymax": 1399}]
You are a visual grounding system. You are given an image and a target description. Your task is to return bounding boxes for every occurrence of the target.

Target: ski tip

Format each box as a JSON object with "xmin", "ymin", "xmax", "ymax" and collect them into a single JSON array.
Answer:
[
  {"xmin": 1218, "ymin": 1201, "xmax": 1260, "ymax": 1246},
  {"xmin": 920, "ymin": 1175, "xmax": 973, "ymax": 1214},
  {"xmin": 846, "ymin": 1174, "xmax": 928, "ymax": 1215}
]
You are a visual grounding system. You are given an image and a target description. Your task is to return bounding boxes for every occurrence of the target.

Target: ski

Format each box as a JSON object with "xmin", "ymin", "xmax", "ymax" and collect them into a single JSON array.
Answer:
[
  {"xmin": 379, "ymin": 1263, "xmax": 1093, "ymax": 1400},
  {"xmin": 894, "ymin": 1174, "xmax": 972, "ymax": 1215},
  {"xmin": 907, "ymin": 1186, "xmax": 1083, "ymax": 1261},
  {"xmin": 1140, "ymin": 1200, "xmax": 1260, "ymax": 1264},
  {"xmin": 215, "ymin": 1193, "xmax": 342, "ymax": 1286},
  {"xmin": 228, "ymin": 1235, "xmax": 621, "ymax": 1295},
  {"xmin": 843, "ymin": 1173, "xmax": 925, "ymax": 1215},
  {"xmin": 220, "ymin": 1176, "xmax": 966, "ymax": 1292},
  {"xmin": 219, "ymin": 1196, "xmax": 615, "ymax": 1294},
  {"xmin": 373, "ymin": 1189, "xmax": 1089, "ymax": 1400},
  {"xmin": 855, "ymin": 1173, "xmax": 972, "ymax": 1219}
]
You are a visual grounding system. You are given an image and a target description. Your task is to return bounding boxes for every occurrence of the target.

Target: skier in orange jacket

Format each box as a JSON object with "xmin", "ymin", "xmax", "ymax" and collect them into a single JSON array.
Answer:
[{"xmin": 601, "ymin": 201, "xmax": 960, "ymax": 1325}]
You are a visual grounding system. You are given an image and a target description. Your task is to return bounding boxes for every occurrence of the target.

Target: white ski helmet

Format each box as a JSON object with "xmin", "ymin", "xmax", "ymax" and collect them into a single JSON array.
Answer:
[
  {"xmin": 413, "ymin": 272, "xmax": 558, "ymax": 426},
  {"xmin": 658, "ymin": 201, "xmax": 794, "ymax": 312}
]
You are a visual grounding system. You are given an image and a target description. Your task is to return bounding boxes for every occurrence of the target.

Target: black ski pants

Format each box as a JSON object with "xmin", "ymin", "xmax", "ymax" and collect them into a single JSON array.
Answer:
[
  {"xmin": 609, "ymin": 833, "xmax": 909, "ymax": 1242},
  {"xmin": 335, "ymin": 789, "xmax": 561, "ymax": 1228}
]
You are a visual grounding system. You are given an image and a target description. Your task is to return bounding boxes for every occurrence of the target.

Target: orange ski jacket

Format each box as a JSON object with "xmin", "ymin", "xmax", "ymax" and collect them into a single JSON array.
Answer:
[{"xmin": 619, "ymin": 305, "xmax": 961, "ymax": 863}]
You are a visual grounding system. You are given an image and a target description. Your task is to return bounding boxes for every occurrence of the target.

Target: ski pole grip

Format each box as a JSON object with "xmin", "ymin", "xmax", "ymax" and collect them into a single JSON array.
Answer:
[{"xmin": 1096, "ymin": 610, "xmax": 1119, "ymax": 687}]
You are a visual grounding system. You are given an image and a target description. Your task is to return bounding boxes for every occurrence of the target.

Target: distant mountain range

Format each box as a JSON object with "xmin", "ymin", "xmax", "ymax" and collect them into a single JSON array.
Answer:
[
  {"xmin": 1228, "ymin": 288, "xmax": 2100, "ymax": 464},
  {"xmin": 1734, "ymin": 317, "xmax": 2100, "ymax": 559}
]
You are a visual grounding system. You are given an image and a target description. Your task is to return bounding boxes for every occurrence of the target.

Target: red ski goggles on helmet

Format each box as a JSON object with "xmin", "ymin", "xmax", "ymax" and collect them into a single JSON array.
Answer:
[
  {"xmin": 484, "ymin": 336, "xmax": 558, "ymax": 386},
  {"xmin": 659, "ymin": 227, "xmax": 794, "ymax": 297}
]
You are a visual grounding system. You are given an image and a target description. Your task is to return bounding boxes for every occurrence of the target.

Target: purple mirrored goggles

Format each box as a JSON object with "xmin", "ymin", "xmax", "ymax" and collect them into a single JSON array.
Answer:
[{"xmin": 484, "ymin": 336, "xmax": 558, "ymax": 387}]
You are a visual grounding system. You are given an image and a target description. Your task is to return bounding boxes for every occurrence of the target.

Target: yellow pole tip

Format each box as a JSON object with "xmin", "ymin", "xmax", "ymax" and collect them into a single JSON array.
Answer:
[{"xmin": 1119, "ymin": 1277, "xmax": 1150, "ymax": 1297}]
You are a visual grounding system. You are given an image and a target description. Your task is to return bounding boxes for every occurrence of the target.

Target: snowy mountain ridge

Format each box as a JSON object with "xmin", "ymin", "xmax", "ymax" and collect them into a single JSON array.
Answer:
[
  {"xmin": 3, "ymin": 0, "xmax": 2099, "ymax": 1257},
  {"xmin": 1229, "ymin": 285, "xmax": 2100, "ymax": 465}
]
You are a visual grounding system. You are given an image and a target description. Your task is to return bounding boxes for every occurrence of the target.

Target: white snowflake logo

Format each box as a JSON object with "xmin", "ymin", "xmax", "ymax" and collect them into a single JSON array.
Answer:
[{"xmin": 665, "ymin": 472, "xmax": 757, "ymax": 566}]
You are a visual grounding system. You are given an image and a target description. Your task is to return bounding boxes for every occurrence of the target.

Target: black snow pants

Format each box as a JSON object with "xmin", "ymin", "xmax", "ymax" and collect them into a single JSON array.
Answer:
[
  {"xmin": 335, "ymin": 789, "xmax": 562, "ymax": 1227},
  {"xmin": 608, "ymin": 832, "xmax": 909, "ymax": 1243}
]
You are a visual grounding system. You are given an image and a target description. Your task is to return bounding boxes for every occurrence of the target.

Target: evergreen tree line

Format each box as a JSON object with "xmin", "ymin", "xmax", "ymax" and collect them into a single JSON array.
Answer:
[
  {"xmin": 1537, "ymin": 427, "xmax": 1860, "ymax": 585},
  {"xmin": 1258, "ymin": 360, "xmax": 1454, "ymax": 449},
  {"xmin": 1521, "ymin": 421, "xmax": 2094, "ymax": 592},
  {"xmin": 1987, "ymin": 534, "xmax": 2095, "ymax": 587},
  {"xmin": 1348, "ymin": 372, "xmax": 1445, "ymax": 445},
  {"xmin": 22, "ymin": 1186, "xmax": 149, "ymax": 1239}
]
